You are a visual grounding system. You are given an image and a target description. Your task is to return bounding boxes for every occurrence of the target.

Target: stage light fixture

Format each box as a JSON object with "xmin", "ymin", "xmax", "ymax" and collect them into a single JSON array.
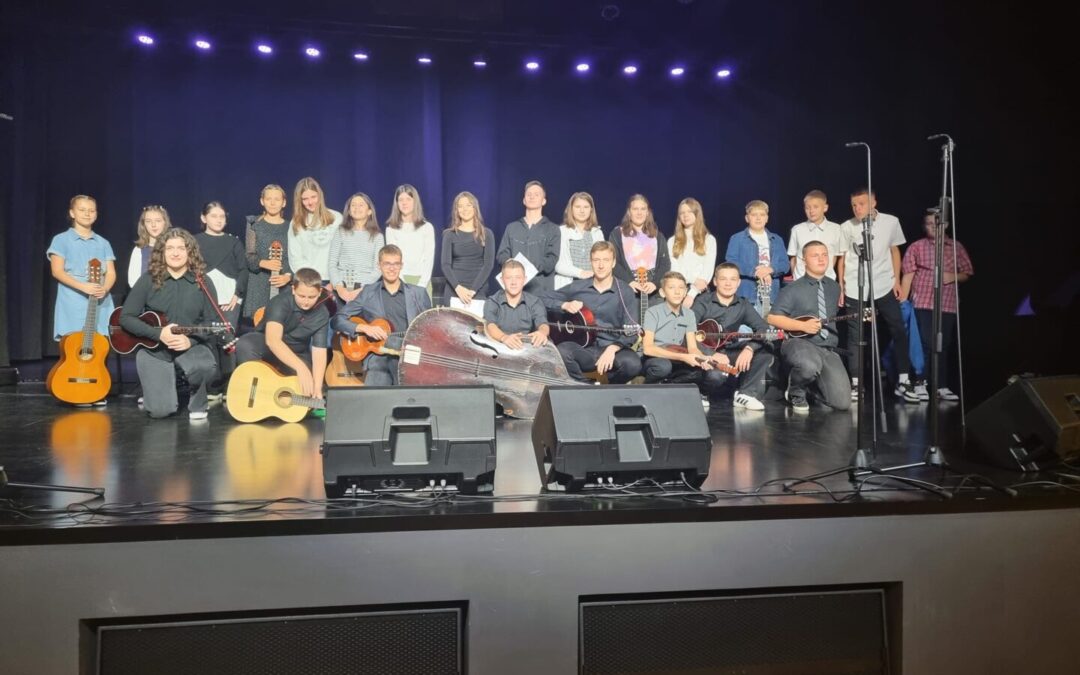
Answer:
[
  {"xmin": 575, "ymin": 62, "xmax": 590, "ymax": 73},
  {"xmin": 716, "ymin": 68, "xmax": 732, "ymax": 79},
  {"xmin": 670, "ymin": 66, "xmax": 685, "ymax": 77},
  {"xmin": 622, "ymin": 64, "xmax": 638, "ymax": 75},
  {"xmin": 353, "ymin": 52, "xmax": 369, "ymax": 61},
  {"xmin": 256, "ymin": 43, "xmax": 273, "ymax": 55},
  {"xmin": 136, "ymin": 34, "xmax": 154, "ymax": 46},
  {"xmin": 305, "ymin": 47, "xmax": 321, "ymax": 58},
  {"xmin": 525, "ymin": 60, "xmax": 540, "ymax": 71},
  {"xmin": 418, "ymin": 56, "xmax": 433, "ymax": 65},
  {"xmin": 194, "ymin": 39, "xmax": 211, "ymax": 51}
]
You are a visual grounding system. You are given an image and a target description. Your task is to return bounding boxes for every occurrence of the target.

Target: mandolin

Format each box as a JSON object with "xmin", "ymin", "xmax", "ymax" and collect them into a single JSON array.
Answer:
[{"xmin": 46, "ymin": 259, "xmax": 112, "ymax": 404}]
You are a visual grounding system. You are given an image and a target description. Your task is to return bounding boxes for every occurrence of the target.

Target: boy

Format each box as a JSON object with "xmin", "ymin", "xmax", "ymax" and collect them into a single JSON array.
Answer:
[
  {"xmin": 787, "ymin": 190, "xmax": 843, "ymax": 280},
  {"xmin": 235, "ymin": 267, "xmax": 329, "ymax": 400},
  {"xmin": 900, "ymin": 209, "xmax": 973, "ymax": 401},
  {"xmin": 331, "ymin": 244, "xmax": 431, "ymax": 386},
  {"xmin": 542, "ymin": 241, "xmax": 642, "ymax": 384},
  {"xmin": 768, "ymin": 241, "xmax": 851, "ymax": 412},
  {"xmin": 119, "ymin": 228, "xmax": 219, "ymax": 420},
  {"xmin": 691, "ymin": 262, "xmax": 774, "ymax": 411},
  {"xmin": 496, "ymin": 180, "xmax": 561, "ymax": 293},
  {"xmin": 484, "ymin": 260, "xmax": 550, "ymax": 349},
  {"xmin": 839, "ymin": 189, "xmax": 918, "ymax": 402},
  {"xmin": 724, "ymin": 200, "xmax": 790, "ymax": 313},
  {"xmin": 641, "ymin": 271, "xmax": 714, "ymax": 408}
]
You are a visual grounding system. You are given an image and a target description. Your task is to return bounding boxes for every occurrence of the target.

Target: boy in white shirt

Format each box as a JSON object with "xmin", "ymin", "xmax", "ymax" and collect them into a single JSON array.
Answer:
[{"xmin": 787, "ymin": 190, "xmax": 843, "ymax": 281}]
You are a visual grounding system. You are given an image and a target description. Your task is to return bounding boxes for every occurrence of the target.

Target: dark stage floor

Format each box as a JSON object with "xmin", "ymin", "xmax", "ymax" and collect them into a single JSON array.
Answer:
[{"xmin": 3, "ymin": 376, "xmax": 1078, "ymax": 544}]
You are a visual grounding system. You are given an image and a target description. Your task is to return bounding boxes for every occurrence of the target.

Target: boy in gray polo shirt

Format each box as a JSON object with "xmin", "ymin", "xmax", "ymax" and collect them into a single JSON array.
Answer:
[{"xmin": 641, "ymin": 271, "xmax": 715, "ymax": 408}]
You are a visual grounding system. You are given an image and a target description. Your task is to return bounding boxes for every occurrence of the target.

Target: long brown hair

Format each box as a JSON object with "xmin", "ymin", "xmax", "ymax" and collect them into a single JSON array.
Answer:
[
  {"xmin": 341, "ymin": 192, "xmax": 381, "ymax": 241},
  {"xmin": 149, "ymin": 228, "xmax": 206, "ymax": 288},
  {"xmin": 134, "ymin": 205, "xmax": 172, "ymax": 247},
  {"xmin": 562, "ymin": 192, "xmax": 599, "ymax": 231},
  {"xmin": 291, "ymin": 177, "xmax": 335, "ymax": 234},
  {"xmin": 618, "ymin": 193, "xmax": 658, "ymax": 238},
  {"xmin": 448, "ymin": 191, "xmax": 487, "ymax": 245},
  {"xmin": 386, "ymin": 184, "xmax": 426, "ymax": 229},
  {"xmin": 672, "ymin": 197, "xmax": 708, "ymax": 257}
]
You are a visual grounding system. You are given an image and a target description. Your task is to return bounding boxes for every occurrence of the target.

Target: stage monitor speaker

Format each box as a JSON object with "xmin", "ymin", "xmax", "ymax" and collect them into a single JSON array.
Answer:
[
  {"xmin": 531, "ymin": 384, "xmax": 711, "ymax": 491},
  {"xmin": 322, "ymin": 385, "xmax": 497, "ymax": 496},
  {"xmin": 966, "ymin": 375, "xmax": 1080, "ymax": 471}
]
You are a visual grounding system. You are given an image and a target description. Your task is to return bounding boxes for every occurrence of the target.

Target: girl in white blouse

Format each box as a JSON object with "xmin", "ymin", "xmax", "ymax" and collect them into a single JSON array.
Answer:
[
  {"xmin": 384, "ymin": 184, "xmax": 436, "ymax": 295},
  {"xmin": 554, "ymin": 192, "xmax": 604, "ymax": 289},
  {"xmin": 288, "ymin": 176, "xmax": 342, "ymax": 282},
  {"xmin": 667, "ymin": 197, "xmax": 717, "ymax": 307}
]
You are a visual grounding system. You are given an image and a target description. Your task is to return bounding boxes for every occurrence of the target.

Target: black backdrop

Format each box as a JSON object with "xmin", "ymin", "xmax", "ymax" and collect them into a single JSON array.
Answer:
[{"xmin": 2, "ymin": 0, "xmax": 1077, "ymax": 403}]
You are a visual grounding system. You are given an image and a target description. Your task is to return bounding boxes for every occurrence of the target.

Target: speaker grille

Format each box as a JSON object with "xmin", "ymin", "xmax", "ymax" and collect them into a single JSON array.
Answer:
[
  {"xmin": 581, "ymin": 590, "xmax": 888, "ymax": 674},
  {"xmin": 96, "ymin": 609, "xmax": 462, "ymax": 675}
]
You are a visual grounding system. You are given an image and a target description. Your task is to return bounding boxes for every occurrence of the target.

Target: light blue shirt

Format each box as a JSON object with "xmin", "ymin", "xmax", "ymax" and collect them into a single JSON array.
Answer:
[{"xmin": 47, "ymin": 228, "xmax": 116, "ymax": 339}]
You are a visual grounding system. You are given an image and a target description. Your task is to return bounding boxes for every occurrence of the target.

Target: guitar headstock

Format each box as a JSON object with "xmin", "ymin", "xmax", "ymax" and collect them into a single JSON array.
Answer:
[
  {"xmin": 863, "ymin": 307, "xmax": 874, "ymax": 321},
  {"xmin": 222, "ymin": 336, "xmax": 240, "ymax": 354},
  {"xmin": 269, "ymin": 240, "xmax": 283, "ymax": 261},
  {"xmin": 635, "ymin": 267, "xmax": 648, "ymax": 285},
  {"xmin": 87, "ymin": 258, "xmax": 102, "ymax": 285}
]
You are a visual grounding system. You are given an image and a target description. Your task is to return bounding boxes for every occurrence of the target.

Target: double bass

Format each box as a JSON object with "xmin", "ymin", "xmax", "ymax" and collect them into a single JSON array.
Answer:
[{"xmin": 397, "ymin": 308, "xmax": 578, "ymax": 420}]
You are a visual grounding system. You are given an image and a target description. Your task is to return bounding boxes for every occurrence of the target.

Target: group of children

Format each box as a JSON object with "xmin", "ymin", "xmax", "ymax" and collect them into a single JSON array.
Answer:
[{"xmin": 47, "ymin": 181, "xmax": 972, "ymax": 418}]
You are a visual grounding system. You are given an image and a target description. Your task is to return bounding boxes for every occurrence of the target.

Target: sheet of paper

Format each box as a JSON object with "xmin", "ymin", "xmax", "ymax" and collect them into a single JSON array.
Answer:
[
  {"xmin": 449, "ymin": 297, "xmax": 486, "ymax": 318},
  {"xmin": 495, "ymin": 252, "xmax": 539, "ymax": 289}
]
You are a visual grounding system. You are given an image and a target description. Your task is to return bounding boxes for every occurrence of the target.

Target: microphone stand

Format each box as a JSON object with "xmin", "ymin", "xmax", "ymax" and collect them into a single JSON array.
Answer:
[
  {"xmin": 0, "ymin": 465, "xmax": 105, "ymax": 498},
  {"xmin": 848, "ymin": 143, "xmax": 888, "ymax": 471}
]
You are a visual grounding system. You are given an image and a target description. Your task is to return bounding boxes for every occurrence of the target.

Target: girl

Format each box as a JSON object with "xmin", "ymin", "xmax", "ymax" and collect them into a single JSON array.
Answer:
[
  {"xmin": 288, "ymin": 177, "xmax": 341, "ymax": 283},
  {"xmin": 195, "ymin": 201, "xmax": 248, "ymax": 398},
  {"xmin": 244, "ymin": 184, "xmax": 292, "ymax": 321},
  {"xmin": 385, "ymin": 184, "xmax": 435, "ymax": 295},
  {"xmin": 608, "ymin": 194, "xmax": 671, "ymax": 307},
  {"xmin": 439, "ymin": 191, "xmax": 494, "ymax": 308},
  {"xmin": 329, "ymin": 192, "xmax": 384, "ymax": 304},
  {"xmin": 668, "ymin": 198, "xmax": 717, "ymax": 307},
  {"xmin": 127, "ymin": 205, "xmax": 170, "ymax": 289},
  {"xmin": 554, "ymin": 191, "xmax": 604, "ymax": 289},
  {"xmin": 47, "ymin": 195, "xmax": 117, "ymax": 405}
]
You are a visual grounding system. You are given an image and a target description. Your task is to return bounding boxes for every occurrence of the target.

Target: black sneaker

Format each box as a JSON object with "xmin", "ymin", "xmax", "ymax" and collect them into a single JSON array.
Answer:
[
  {"xmin": 894, "ymin": 380, "xmax": 920, "ymax": 403},
  {"xmin": 785, "ymin": 387, "xmax": 810, "ymax": 413}
]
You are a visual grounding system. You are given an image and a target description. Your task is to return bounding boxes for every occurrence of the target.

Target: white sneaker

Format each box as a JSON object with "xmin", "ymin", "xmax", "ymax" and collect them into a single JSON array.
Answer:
[
  {"xmin": 733, "ymin": 391, "xmax": 765, "ymax": 411},
  {"xmin": 189, "ymin": 410, "xmax": 209, "ymax": 421},
  {"xmin": 937, "ymin": 388, "xmax": 959, "ymax": 402},
  {"xmin": 850, "ymin": 378, "xmax": 859, "ymax": 402},
  {"xmin": 137, "ymin": 396, "xmax": 144, "ymax": 406},
  {"xmin": 914, "ymin": 380, "xmax": 929, "ymax": 402},
  {"xmin": 93, "ymin": 399, "xmax": 108, "ymax": 406},
  {"xmin": 700, "ymin": 394, "xmax": 711, "ymax": 410},
  {"xmin": 206, "ymin": 392, "xmax": 224, "ymax": 403}
]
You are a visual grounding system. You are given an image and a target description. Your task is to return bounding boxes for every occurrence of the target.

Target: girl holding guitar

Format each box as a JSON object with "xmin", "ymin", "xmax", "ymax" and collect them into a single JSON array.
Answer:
[
  {"xmin": 46, "ymin": 195, "xmax": 117, "ymax": 406},
  {"xmin": 608, "ymin": 194, "xmax": 670, "ymax": 317},
  {"xmin": 244, "ymin": 184, "xmax": 292, "ymax": 326},
  {"xmin": 119, "ymin": 228, "xmax": 220, "ymax": 420}
]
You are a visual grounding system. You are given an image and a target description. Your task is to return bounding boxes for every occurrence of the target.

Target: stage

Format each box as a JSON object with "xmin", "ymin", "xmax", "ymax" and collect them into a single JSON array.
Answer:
[{"xmin": 2, "ymin": 379, "xmax": 1080, "ymax": 674}]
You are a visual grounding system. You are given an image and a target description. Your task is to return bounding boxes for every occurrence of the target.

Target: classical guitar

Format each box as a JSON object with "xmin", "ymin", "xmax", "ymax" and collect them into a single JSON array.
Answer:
[
  {"xmin": 757, "ymin": 275, "xmax": 772, "ymax": 315},
  {"xmin": 545, "ymin": 307, "xmax": 639, "ymax": 348},
  {"xmin": 266, "ymin": 239, "xmax": 284, "ymax": 298},
  {"xmin": 107, "ymin": 308, "xmax": 235, "ymax": 355},
  {"xmin": 325, "ymin": 335, "xmax": 366, "ymax": 388},
  {"xmin": 46, "ymin": 259, "xmax": 112, "ymax": 404},
  {"xmin": 338, "ymin": 317, "xmax": 403, "ymax": 361},
  {"xmin": 226, "ymin": 361, "xmax": 325, "ymax": 423}
]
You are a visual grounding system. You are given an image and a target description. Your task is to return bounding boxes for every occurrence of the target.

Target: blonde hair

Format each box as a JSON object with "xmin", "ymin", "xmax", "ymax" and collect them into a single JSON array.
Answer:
[
  {"xmin": 744, "ymin": 200, "xmax": 769, "ymax": 214},
  {"xmin": 67, "ymin": 195, "xmax": 96, "ymax": 224},
  {"xmin": 562, "ymin": 192, "xmax": 599, "ymax": 230},
  {"xmin": 291, "ymin": 177, "xmax": 335, "ymax": 234},
  {"xmin": 448, "ymin": 191, "xmax": 487, "ymax": 246},
  {"xmin": 618, "ymin": 194, "xmax": 658, "ymax": 238},
  {"xmin": 135, "ymin": 205, "xmax": 173, "ymax": 247},
  {"xmin": 672, "ymin": 197, "xmax": 708, "ymax": 258},
  {"xmin": 386, "ymin": 184, "xmax": 426, "ymax": 229}
]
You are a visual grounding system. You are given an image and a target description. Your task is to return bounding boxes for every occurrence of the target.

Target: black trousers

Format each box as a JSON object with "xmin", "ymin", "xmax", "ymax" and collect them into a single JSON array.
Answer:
[
  {"xmin": 843, "ymin": 292, "xmax": 911, "ymax": 379},
  {"xmin": 915, "ymin": 308, "xmax": 958, "ymax": 390},
  {"xmin": 557, "ymin": 342, "xmax": 642, "ymax": 384}
]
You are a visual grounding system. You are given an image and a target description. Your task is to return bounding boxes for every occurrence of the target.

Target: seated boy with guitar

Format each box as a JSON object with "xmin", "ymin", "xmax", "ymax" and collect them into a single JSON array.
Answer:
[
  {"xmin": 767, "ymin": 241, "xmax": 852, "ymax": 413},
  {"xmin": 119, "ymin": 228, "xmax": 221, "ymax": 420},
  {"xmin": 542, "ymin": 240, "xmax": 642, "ymax": 384},
  {"xmin": 235, "ymin": 267, "xmax": 329, "ymax": 401},
  {"xmin": 691, "ymin": 262, "xmax": 775, "ymax": 411},
  {"xmin": 330, "ymin": 244, "xmax": 431, "ymax": 386},
  {"xmin": 641, "ymin": 271, "xmax": 715, "ymax": 407}
]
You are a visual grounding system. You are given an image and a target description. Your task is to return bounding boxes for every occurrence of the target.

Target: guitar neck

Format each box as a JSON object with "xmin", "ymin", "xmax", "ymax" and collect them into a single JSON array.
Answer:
[{"xmin": 172, "ymin": 326, "xmax": 225, "ymax": 336}]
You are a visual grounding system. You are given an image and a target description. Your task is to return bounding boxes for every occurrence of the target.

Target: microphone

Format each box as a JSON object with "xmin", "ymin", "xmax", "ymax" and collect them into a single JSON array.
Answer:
[
  {"xmin": 844, "ymin": 141, "xmax": 865, "ymax": 147},
  {"xmin": 927, "ymin": 133, "xmax": 949, "ymax": 141}
]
